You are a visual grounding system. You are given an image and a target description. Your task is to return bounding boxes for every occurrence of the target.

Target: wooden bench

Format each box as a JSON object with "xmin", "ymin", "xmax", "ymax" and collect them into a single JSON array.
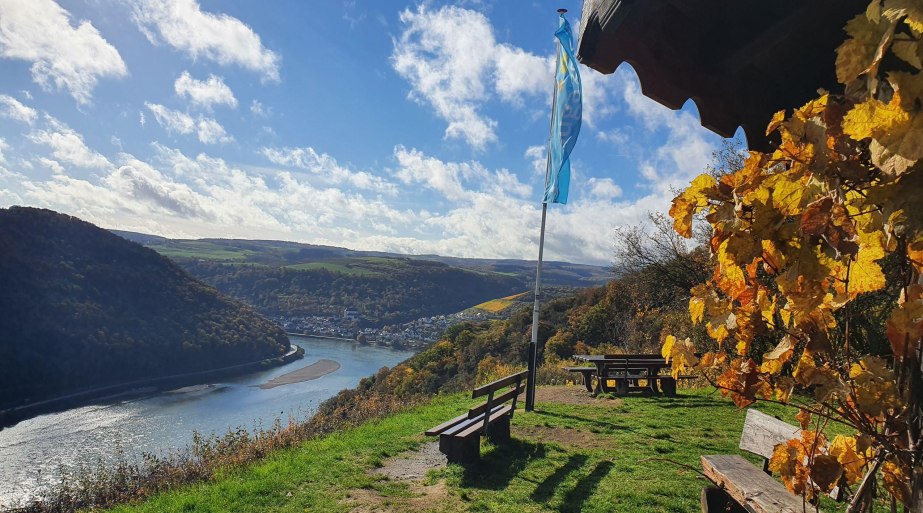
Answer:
[
  {"xmin": 424, "ymin": 370, "xmax": 527, "ymax": 464},
  {"xmin": 563, "ymin": 366, "xmax": 596, "ymax": 392},
  {"xmin": 700, "ymin": 408, "xmax": 814, "ymax": 513}
]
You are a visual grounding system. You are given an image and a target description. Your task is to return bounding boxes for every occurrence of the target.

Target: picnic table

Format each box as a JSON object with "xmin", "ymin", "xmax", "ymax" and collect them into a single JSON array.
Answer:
[{"xmin": 569, "ymin": 354, "xmax": 684, "ymax": 396}]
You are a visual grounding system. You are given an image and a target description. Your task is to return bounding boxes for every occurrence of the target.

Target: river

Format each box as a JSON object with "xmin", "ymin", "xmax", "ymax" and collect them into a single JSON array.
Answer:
[{"xmin": 0, "ymin": 336, "xmax": 416, "ymax": 506}]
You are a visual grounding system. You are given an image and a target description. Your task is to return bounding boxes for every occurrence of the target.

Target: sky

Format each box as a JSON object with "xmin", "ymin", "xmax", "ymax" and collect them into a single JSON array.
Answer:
[{"xmin": 0, "ymin": 0, "xmax": 743, "ymax": 266}]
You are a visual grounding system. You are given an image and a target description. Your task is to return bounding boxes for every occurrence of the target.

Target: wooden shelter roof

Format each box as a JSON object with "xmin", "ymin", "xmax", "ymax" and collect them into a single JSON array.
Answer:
[{"xmin": 577, "ymin": 0, "xmax": 866, "ymax": 150}]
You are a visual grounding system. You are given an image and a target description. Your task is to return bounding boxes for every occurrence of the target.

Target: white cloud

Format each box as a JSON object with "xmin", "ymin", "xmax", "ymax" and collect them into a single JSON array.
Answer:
[
  {"xmin": 586, "ymin": 177, "xmax": 622, "ymax": 200},
  {"xmin": 37, "ymin": 157, "xmax": 65, "ymax": 174},
  {"xmin": 0, "ymin": 94, "xmax": 38, "ymax": 124},
  {"xmin": 493, "ymin": 45, "xmax": 550, "ymax": 105},
  {"xmin": 0, "ymin": 137, "xmax": 8, "ymax": 163},
  {"xmin": 525, "ymin": 145, "xmax": 546, "ymax": 175},
  {"xmin": 145, "ymin": 102, "xmax": 233, "ymax": 144},
  {"xmin": 250, "ymin": 99, "xmax": 269, "ymax": 117},
  {"xmin": 393, "ymin": 145, "xmax": 487, "ymax": 201},
  {"xmin": 28, "ymin": 118, "xmax": 112, "ymax": 169},
  {"xmin": 391, "ymin": 6, "xmax": 618, "ymax": 149},
  {"xmin": 392, "ymin": 6, "xmax": 499, "ymax": 149},
  {"xmin": 0, "ymin": 0, "xmax": 127, "ymax": 104},
  {"xmin": 174, "ymin": 71, "xmax": 237, "ymax": 109},
  {"xmin": 21, "ymin": 145, "xmax": 416, "ymax": 242},
  {"xmin": 261, "ymin": 146, "xmax": 397, "ymax": 194},
  {"xmin": 131, "ymin": 0, "xmax": 280, "ymax": 81}
]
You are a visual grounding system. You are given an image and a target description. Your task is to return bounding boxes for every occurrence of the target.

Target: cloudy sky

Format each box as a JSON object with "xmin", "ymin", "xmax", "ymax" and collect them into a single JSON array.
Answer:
[{"xmin": 0, "ymin": 0, "xmax": 742, "ymax": 266}]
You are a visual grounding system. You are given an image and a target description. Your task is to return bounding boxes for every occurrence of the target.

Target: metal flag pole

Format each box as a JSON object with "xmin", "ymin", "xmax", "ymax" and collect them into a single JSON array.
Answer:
[{"xmin": 526, "ymin": 8, "xmax": 566, "ymax": 412}]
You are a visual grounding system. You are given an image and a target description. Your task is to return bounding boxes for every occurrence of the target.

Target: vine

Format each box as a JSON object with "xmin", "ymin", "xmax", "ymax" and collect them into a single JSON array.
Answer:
[{"xmin": 664, "ymin": 1, "xmax": 923, "ymax": 508}]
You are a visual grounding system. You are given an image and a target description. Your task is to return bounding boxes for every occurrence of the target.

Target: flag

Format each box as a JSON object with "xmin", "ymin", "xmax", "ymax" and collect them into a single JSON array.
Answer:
[{"xmin": 544, "ymin": 14, "xmax": 582, "ymax": 204}]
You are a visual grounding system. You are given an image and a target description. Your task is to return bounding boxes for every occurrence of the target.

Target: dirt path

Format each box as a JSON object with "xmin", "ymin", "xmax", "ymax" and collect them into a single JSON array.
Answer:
[{"xmin": 343, "ymin": 441, "xmax": 454, "ymax": 512}]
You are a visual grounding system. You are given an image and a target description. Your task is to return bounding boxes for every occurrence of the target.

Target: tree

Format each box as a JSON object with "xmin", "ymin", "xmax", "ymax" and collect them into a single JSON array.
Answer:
[{"xmin": 664, "ymin": 2, "xmax": 923, "ymax": 509}]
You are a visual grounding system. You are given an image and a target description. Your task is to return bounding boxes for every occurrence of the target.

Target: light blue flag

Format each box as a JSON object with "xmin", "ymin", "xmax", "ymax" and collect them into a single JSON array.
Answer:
[{"xmin": 544, "ymin": 14, "xmax": 582, "ymax": 204}]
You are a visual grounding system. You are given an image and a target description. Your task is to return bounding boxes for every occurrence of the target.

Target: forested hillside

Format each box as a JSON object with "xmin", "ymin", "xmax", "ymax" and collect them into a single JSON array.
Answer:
[
  {"xmin": 182, "ymin": 258, "xmax": 524, "ymax": 326},
  {"xmin": 110, "ymin": 234, "xmax": 610, "ymax": 326},
  {"xmin": 0, "ymin": 208, "xmax": 290, "ymax": 408}
]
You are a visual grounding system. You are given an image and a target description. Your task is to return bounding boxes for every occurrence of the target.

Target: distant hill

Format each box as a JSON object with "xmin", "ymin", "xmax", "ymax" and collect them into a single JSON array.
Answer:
[
  {"xmin": 0, "ymin": 208, "xmax": 290, "ymax": 409},
  {"xmin": 116, "ymin": 235, "xmax": 612, "ymax": 287},
  {"xmin": 113, "ymin": 233, "xmax": 611, "ymax": 326}
]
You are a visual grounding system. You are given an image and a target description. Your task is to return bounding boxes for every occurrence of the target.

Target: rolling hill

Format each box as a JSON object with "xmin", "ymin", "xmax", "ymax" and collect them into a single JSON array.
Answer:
[
  {"xmin": 111, "ymin": 233, "xmax": 611, "ymax": 326},
  {"xmin": 0, "ymin": 208, "xmax": 291, "ymax": 409}
]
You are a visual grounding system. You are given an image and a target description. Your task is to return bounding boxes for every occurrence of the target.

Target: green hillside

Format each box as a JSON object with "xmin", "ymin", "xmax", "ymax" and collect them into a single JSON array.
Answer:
[
  {"xmin": 113, "ymin": 233, "xmax": 612, "ymax": 288},
  {"xmin": 110, "ymin": 233, "xmax": 609, "ymax": 326},
  {"xmin": 0, "ymin": 208, "xmax": 290, "ymax": 409},
  {"xmin": 180, "ymin": 257, "xmax": 524, "ymax": 326}
]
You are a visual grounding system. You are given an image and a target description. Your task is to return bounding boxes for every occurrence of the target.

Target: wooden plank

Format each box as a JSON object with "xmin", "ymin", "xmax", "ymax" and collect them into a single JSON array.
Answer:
[
  {"xmin": 455, "ymin": 405, "xmax": 512, "ymax": 439},
  {"xmin": 563, "ymin": 366, "xmax": 597, "ymax": 372},
  {"xmin": 739, "ymin": 409, "xmax": 800, "ymax": 460},
  {"xmin": 701, "ymin": 455, "xmax": 815, "ymax": 513},
  {"xmin": 441, "ymin": 414, "xmax": 486, "ymax": 437},
  {"xmin": 472, "ymin": 370, "xmax": 528, "ymax": 398},
  {"xmin": 425, "ymin": 411, "xmax": 470, "ymax": 436},
  {"xmin": 467, "ymin": 385, "xmax": 523, "ymax": 418}
]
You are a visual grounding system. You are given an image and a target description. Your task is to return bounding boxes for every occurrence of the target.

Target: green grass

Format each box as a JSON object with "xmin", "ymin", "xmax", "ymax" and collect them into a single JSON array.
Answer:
[
  {"xmin": 150, "ymin": 241, "xmax": 255, "ymax": 261},
  {"xmin": 106, "ymin": 388, "xmax": 841, "ymax": 513}
]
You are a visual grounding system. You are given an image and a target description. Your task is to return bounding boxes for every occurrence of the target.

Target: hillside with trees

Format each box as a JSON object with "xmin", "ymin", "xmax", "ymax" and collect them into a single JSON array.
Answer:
[
  {"xmin": 0, "ymin": 207, "xmax": 290, "ymax": 409},
  {"xmin": 180, "ymin": 258, "xmax": 525, "ymax": 326}
]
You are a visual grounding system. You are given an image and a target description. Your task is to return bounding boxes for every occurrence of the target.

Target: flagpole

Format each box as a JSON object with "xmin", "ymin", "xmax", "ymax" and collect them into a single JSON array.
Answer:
[{"xmin": 526, "ymin": 8, "xmax": 566, "ymax": 412}]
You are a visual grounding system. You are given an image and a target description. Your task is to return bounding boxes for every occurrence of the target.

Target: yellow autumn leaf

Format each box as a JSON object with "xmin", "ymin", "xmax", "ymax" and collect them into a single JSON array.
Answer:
[
  {"xmin": 766, "ymin": 109, "xmax": 785, "ymax": 136},
  {"xmin": 689, "ymin": 296, "xmax": 705, "ymax": 324},
  {"xmin": 669, "ymin": 174, "xmax": 717, "ymax": 238},
  {"xmin": 883, "ymin": 0, "xmax": 923, "ymax": 33},
  {"xmin": 768, "ymin": 172, "xmax": 809, "ymax": 216},
  {"xmin": 836, "ymin": 12, "xmax": 897, "ymax": 84},
  {"xmin": 882, "ymin": 459, "xmax": 912, "ymax": 506},
  {"xmin": 845, "ymin": 231, "xmax": 887, "ymax": 295},
  {"xmin": 661, "ymin": 334, "xmax": 676, "ymax": 360},
  {"xmin": 842, "ymin": 93, "xmax": 909, "ymax": 141},
  {"xmin": 829, "ymin": 435, "xmax": 872, "ymax": 485},
  {"xmin": 761, "ymin": 336, "xmax": 794, "ymax": 375}
]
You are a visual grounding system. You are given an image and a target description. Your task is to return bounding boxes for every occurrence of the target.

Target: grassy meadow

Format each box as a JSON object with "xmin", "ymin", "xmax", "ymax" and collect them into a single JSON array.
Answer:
[{"xmin": 105, "ymin": 387, "xmax": 841, "ymax": 513}]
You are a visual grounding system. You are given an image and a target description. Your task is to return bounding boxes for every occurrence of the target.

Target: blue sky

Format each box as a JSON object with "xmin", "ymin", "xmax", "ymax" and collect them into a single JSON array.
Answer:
[{"xmin": 0, "ymin": 0, "xmax": 742, "ymax": 266}]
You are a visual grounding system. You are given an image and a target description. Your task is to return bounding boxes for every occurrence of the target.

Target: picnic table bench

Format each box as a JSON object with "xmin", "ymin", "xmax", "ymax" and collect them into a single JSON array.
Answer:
[
  {"xmin": 568, "ymin": 354, "xmax": 694, "ymax": 396},
  {"xmin": 701, "ymin": 408, "xmax": 815, "ymax": 513},
  {"xmin": 424, "ymin": 370, "xmax": 527, "ymax": 464}
]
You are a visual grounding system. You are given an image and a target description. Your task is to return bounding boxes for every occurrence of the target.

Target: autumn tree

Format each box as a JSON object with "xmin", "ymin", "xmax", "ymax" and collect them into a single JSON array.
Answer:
[{"xmin": 663, "ymin": 1, "xmax": 923, "ymax": 509}]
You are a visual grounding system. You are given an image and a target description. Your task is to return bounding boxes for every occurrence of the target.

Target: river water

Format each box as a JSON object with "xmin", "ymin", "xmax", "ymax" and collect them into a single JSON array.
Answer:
[{"xmin": 0, "ymin": 336, "xmax": 416, "ymax": 506}]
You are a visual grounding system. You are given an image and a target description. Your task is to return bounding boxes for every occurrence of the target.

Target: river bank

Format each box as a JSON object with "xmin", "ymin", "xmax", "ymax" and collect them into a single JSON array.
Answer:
[
  {"xmin": 0, "ymin": 336, "xmax": 417, "ymax": 507},
  {"xmin": 0, "ymin": 346, "xmax": 304, "ymax": 429}
]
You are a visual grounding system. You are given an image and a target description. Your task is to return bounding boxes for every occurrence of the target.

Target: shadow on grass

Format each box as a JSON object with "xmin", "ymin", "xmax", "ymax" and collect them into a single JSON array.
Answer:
[
  {"xmin": 655, "ymin": 395, "xmax": 728, "ymax": 409},
  {"xmin": 460, "ymin": 438, "xmax": 546, "ymax": 490},
  {"xmin": 560, "ymin": 460, "xmax": 614, "ymax": 513},
  {"xmin": 529, "ymin": 453, "xmax": 589, "ymax": 503},
  {"xmin": 533, "ymin": 409, "xmax": 634, "ymax": 432}
]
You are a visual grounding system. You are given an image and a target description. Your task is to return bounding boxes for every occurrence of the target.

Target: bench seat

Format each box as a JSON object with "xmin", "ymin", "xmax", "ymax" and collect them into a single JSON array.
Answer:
[{"xmin": 702, "ymin": 455, "xmax": 810, "ymax": 513}]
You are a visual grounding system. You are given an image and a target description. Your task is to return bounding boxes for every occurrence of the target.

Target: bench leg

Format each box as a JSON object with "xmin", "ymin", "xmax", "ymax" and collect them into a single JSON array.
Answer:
[
  {"xmin": 579, "ymin": 370, "xmax": 594, "ymax": 392},
  {"xmin": 700, "ymin": 486, "xmax": 746, "ymax": 513},
  {"xmin": 439, "ymin": 433, "xmax": 480, "ymax": 464},
  {"xmin": 485, "ymin": 415, "xmax": 511, "ymax": 445},
  {"xmin": 615, "ymin": 378, "xmax": 628, "ymax": 396},
  {"xmin": 661, "ymin": 377, "xmax": 677, "ymax": 397}
]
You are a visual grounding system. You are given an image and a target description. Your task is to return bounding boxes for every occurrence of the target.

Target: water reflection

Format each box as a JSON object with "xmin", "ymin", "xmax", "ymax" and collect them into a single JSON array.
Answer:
[{"xmin": 0, "ymin": 336, "xmax": 415, "ymax": 505}]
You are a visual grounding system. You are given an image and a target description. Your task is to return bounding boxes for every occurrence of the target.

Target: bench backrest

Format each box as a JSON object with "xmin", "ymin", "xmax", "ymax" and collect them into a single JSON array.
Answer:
[
  {"xmin": 471, "ymin": 370, "xmax": 528, "ymax": 432},
  {"xmin": 739, "ymin": 408, "xmax": 800, "ymax": 460}
]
